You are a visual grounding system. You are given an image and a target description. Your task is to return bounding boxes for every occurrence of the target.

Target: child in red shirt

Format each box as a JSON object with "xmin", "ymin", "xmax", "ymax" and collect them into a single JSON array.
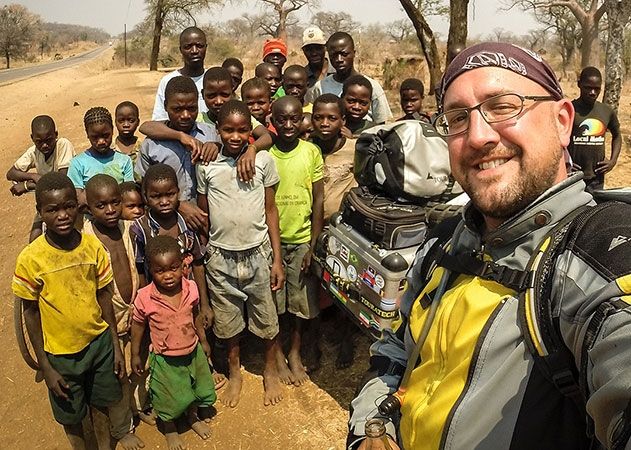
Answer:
[{"xmin": 131, "ymin": 235, "xmax": 216, "ymax": 449}]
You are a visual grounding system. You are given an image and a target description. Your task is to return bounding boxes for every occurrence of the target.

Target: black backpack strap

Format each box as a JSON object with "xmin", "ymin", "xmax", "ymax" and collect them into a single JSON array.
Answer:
[
  {"xmin": 418, "ymin": 215, "xmax": 462, "ymax": 284},
  {"xmin": 518, "ymin": 206, "xmax": 596, "ymax": 410},
  {"xmin": 435, "ymin": 249, "xmax": 531, "ymax": 291}
]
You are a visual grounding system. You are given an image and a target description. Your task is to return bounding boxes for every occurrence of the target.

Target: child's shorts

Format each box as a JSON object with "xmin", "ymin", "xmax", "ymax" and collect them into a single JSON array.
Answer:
[
  {"xmin": 149, "ymin": 343, "xmax": 216, "ymax": 422},
  {"xmin": 205, "ymin": 240, "xmax": 279, "ymax": 340},
  {"xmin": 46, "ymin": 331, "xmax": 122, "ymax": 425},
  {"xmin": 274, "ymin": 243, "xmax": 320, "ymax": 320}
]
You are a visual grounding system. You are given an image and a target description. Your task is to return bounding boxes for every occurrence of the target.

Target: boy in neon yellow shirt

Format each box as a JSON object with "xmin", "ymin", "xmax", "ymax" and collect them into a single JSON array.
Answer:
[
  {"xmin": 12, "ymin": 172, "xmax": 124, "ymax": 449},
  {"xmin": 269, "ymin": 96, "xmax": 324, "ymax": 385}
]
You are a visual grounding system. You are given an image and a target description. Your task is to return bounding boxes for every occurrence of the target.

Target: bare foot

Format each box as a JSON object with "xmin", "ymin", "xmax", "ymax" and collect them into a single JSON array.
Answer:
[
  {"xmin": 118, "ymin": 433, "xmax": 145, "ymax": 450},
  {"xmin": 190, "ymin": 420, "xmax": 212, "ymax": 440},
  {"xmin": 288, "ymin": 351, "xmax": 309, "ymax": 386},
  {"xmin": 220, "ymin": 372, "xmax": 242, "ymax": 408},
  {"xmin": 213, "ymin": 372, "xmax": 227, "ymax": 390},
  {"xmin": 137, "ymin": 409, "xmax": 156, "ymax": 426},
  {"xmin": 263, "ymin": 369, "xmax": 284, "ymax": 406},
  {"xmin": 274, "ymin": 349, "xmax": 295, "ymax": 385},
  {"xmin": 165, "ymin": 432, "xmax": 185, "ymax": 450}
]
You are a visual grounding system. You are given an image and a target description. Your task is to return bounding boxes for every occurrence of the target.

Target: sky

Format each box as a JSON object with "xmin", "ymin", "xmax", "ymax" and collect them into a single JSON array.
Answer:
[{"xmin": 0, "ymin": 0, "xmax": 539, "ymax": 39}]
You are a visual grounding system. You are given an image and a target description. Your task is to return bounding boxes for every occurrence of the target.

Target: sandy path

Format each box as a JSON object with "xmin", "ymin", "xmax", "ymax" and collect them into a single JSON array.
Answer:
[{"xmin": 0, "ymin": 49, "xmax": 351, "ymax": 449}]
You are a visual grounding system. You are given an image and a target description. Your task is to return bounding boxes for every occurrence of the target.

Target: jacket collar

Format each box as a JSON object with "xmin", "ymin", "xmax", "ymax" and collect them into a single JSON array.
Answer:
[{"xmin": 461, "ymin": 173, "xmax": 593, "ymax": 250}]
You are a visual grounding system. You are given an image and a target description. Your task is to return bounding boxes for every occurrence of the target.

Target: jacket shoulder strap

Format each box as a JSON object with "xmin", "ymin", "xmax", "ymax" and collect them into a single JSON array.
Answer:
[{"xmin": 519, "ymin": 204, "xmax": 621, "ymax": 415}]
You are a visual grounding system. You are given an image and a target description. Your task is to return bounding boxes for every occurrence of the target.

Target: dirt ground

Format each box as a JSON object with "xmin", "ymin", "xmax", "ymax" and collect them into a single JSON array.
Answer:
[{"xmin": 0, "ymin": 48, "xmax": 629, "ymax": 450}]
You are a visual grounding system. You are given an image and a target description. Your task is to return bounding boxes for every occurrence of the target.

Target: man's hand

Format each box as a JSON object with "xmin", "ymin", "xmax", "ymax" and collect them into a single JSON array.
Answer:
[
  {"xmin": 113, "ymin": 344, "xmax": 125, "ymax": 379},
  {"xmin": 357, "ymin": 436, "xmax": 400, "ymax": 450},
  {"xmin": 10, "ymin": 183, "xmax": 28, "ymax": 196},
  {"xmin": 179, "ymin": 201, "xmax": 208, "ymax": 233},
  {"xmin": 595, "ymin": 158, "xmax": 617, "ymax": 174},
  {"xmin": 301, "ymin": 249, "xmax": 313, "ymax": 273},
  {"xmin": 42, "ymin": 366, "xmax": 70, "ymax": 400},
  {"xmin": 237, "ymin": 145, "xmax": 257, "ymax": 182},
  {"xmin": 131, "ymin": 355, "xmax": 144, "ymax": 376},
  {"xmin": 270, "ymin": 260, "xmax": 285, "ymax": 292}
]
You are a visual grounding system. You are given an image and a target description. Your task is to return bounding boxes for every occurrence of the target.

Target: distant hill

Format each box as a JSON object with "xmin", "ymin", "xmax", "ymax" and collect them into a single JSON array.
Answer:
[{"xmin": 40, "ymin": 23, "xmax": 110, "ymax": 48}]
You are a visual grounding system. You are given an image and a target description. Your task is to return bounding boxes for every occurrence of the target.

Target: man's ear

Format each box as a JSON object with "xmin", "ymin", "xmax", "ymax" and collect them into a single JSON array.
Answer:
[{"xmin": 556, "ymin": 98, "xmax": 574, "ymax": 148}]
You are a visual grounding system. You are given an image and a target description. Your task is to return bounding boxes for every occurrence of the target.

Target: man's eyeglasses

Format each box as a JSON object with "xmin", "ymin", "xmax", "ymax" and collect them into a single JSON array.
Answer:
[{"xmin": 433, "ymin": 93, "xmax": 556, "ymax": 137}]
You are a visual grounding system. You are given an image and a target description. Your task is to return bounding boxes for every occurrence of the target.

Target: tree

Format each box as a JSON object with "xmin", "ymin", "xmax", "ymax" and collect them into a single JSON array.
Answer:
[
  {"xmin": 624, "ymin": 26, "xmax": 631, "ymax": 75},
  {"xmin": 388, "ymin": 19, "xmax": 414, "ymax": 42},
  {"xmin": 256, "ymin": 10, "xmax": 299, "ymax": 38},
  {"xmin": 223, "ymin": 14, "xmax": 262, "ymax": 41},
  {"xmin": 254, "ymin": 0, "xmax": 318, "ymax": 42},
  {"xmin": 311, "ymin": 11, "xmax": 358, "ymax": 37},
  {"xmin": 446, "ymin": 0, "xmax": 470, "ymax": 64},
  {"xmin": 524, "ymin": 28, "xmax": 549, "ymax": 50},
  {"xmin": 398, "ymin": 0, "xmax": 470, "ymax": 91},
  {"xmin": 505, "ymin": 0, "xmax": 606, "ymax": 67},
  {"xmin": 37, "ymin": 32, "xmax": 50, "ymax": 59},
  {"xmin": 145, "ymin": 0, "xmax": 220, "ymax": 71},
  {"xmin": 0, "ymin": 4, "xmax": 40, "ymax": 69},
  {"xmin": 398, "ymin": 0, "xmax": 443, "ymax": 94},
  {"xmin": 491, "ymin": 27, "xmax": 512, "ymax": 42},
  {"xmin": 543, "ymin": 5, "xmax": 581, "ymax": 77},
  {"xmin": 602, "ymin": 0, "xmax": 631, "ymax": 112}
]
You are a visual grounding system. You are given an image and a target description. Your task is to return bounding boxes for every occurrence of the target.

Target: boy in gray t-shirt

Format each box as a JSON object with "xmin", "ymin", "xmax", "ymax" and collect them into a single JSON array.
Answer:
[{"xmin": 196, "ymin": 99, "xmax": 285, "ymax": 409}]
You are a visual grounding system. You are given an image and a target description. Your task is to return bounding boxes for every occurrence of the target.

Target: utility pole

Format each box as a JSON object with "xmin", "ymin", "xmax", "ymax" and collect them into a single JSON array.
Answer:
[{"xmin": 124, "ymin": 23, "xmax": 127, "ymax": 66}]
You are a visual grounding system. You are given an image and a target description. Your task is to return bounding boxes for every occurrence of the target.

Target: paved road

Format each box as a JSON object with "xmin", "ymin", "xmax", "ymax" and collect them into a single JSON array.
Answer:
[{"xmin": 0, "ymin": 45, "xmax": 110, "ymax": 85}]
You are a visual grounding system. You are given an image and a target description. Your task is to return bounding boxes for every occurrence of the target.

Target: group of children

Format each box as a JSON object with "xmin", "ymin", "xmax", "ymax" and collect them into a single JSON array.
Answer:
[{"xmin": 8, "ymin": 33, "xmax": 430, "ymax": 450}]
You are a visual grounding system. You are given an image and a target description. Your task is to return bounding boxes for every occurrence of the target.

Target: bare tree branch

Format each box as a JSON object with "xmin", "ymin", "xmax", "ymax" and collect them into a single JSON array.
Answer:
[
  {"xmin": 312, "ymin": 11, "xmax": 358, "ymax": 37},
  {"xmin": 503, "ymin": 0, "xmax": 605, "ymax": 67},
  {"xmin": 253, "ymin": 0, "xmax": 318, "ymax": 40}
]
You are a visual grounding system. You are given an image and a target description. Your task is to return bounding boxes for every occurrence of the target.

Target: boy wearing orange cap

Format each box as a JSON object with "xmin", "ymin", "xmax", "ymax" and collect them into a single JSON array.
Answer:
[{"xmin": 263, "ymin": 38, "xmax": 288, "ymax": 100}]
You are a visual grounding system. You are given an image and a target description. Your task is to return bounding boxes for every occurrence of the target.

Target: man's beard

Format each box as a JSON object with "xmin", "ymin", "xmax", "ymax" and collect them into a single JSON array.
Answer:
[{"xmin": 462, "ymin": 144, "xmax": 562, "ymax": 221}]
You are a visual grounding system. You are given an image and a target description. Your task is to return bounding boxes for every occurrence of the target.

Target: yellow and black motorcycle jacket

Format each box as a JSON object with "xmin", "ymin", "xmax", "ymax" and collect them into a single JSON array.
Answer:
[{"xmin": 349, "ymin": 174, "xmax": 631, "ymax": 450}]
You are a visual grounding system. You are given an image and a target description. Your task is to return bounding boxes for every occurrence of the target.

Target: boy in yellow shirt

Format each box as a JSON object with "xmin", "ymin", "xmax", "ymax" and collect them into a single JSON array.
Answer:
[
  {"xmin": 12, "ymin": 172, "xmax": 124, "ymax": 450},
  {"xmin": 269, "ymin": 96, "xmax": 324, "ymax": 385}
]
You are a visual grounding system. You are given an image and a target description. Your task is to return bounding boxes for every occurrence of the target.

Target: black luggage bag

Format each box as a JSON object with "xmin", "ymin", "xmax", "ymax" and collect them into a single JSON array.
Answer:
[{"xmin": 341, "ymin": 186, "xmax": 427, "ymax": 250}]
